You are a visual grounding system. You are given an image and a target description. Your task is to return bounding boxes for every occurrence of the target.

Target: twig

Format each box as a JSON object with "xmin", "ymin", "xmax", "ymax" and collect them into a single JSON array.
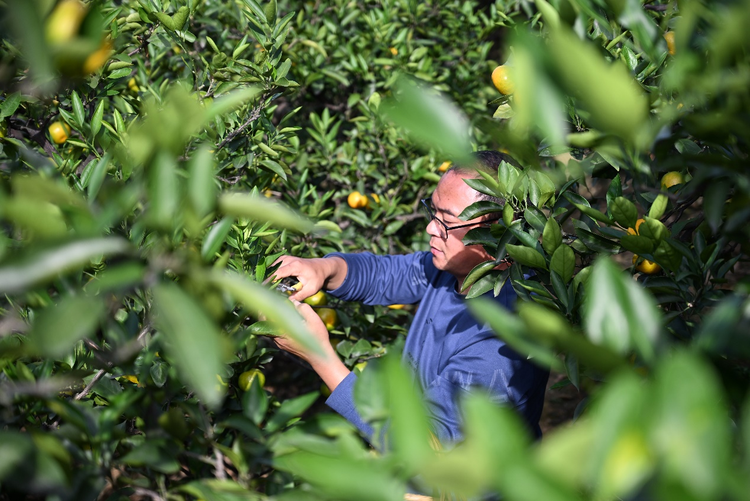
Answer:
[
  {"xmin": 215, "ymin": 96, "xmax": 268, "ymax": 151},
  {"xmin": 74, "ymin": 369, "xmax": 106, "ymax": 401},
  {"xmin": 128, "ymin": 25, "xmax": 158, "ymax": 57},
  {"xmin": 644, "ymin": 4, "xmax": 668, "ymax": 11},
  {"xmin": 0, "ymin": 316, "xmax": 27, "ymax": 337},
  {"xmin": 130, "ymin": 487, "xmax": 165, "ymax": 501},
  {"xmin": 218, "ymin": 175, "xmax": 243, "ymax": 184},
  {"xmin": 214, "ymin": 447, "xmax": 226, "ymax": 479}
]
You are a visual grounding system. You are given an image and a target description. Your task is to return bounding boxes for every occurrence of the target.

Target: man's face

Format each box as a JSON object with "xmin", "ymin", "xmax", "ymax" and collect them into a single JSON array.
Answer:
[{"xmin": 426, "ymin": 170, "xmax": 493, "ymax": 287}]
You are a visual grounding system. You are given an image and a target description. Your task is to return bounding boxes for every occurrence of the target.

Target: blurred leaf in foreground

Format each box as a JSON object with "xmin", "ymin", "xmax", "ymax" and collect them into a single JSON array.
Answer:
[
  {"xmin": 28, "ymin": 295, "xmax": 105, "ymax": 358},
  {"xmin": 380, "ymin": 75, "xmax": 474, "ymax": 165},
  {"xmin": 152, "ymin": 283, "xmax": 231, "ymax": 409}
]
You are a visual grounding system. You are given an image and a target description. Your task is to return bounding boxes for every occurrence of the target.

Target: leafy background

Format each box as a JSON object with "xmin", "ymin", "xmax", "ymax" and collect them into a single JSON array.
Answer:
[{"xmin": 0, "ymin": 0, "xmax": 749, "ymax": 500}]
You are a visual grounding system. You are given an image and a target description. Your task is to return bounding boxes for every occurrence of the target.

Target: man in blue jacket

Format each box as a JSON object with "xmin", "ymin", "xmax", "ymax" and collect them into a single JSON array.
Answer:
[{"xmin": 272, "ymin": 151, "xmax": 548, "ymax": 443}]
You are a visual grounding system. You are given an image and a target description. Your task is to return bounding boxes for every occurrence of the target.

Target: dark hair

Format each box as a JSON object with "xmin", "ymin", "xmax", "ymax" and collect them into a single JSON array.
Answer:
[{"xmin": 449, "ymin": 150, "xmax": 521, "ymax": 205}]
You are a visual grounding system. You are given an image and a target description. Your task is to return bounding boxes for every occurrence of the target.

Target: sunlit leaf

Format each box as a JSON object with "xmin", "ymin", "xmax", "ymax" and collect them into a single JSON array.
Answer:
[
  {"xmin": 208, "ymin": 271, "xmax": 322, "ymax": 357},
  {"xmin": 153, "ymin": 283, "xmax": 230, "ymax": 409},
  {"xmin": 0, "ymin": 238, "xmax": 131, "ymax": 294},
  {"xmin": 583, "ymin": 257, "xmax": 661, "ymax": 362},
  {"xmin": 219, "ymin": 193, "xmax": 313, "ymax": 233},
  {"xmin": 380, "ymin": 76, "xmax": 473, "ymax": 164},
  {"xmin": 28, "ymin": 295, "xmax": 105, "ymax": 358}
]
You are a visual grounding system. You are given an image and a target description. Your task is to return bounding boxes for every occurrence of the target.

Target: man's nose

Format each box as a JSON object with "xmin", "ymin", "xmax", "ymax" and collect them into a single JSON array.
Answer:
[{"xmin": 425, "ymin": 217, "xmax": 443, "ymax": 239}]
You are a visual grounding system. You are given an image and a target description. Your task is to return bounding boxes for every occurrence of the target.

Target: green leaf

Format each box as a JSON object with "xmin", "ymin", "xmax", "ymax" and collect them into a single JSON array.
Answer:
[
  {"xmin": 219, "ymin": 193, "xmax": 313, "ymax": 233},
  {"xmin": 550, "ymin": 245, "xmax": 575, "ymax": 283},
  {"xmin": 524, "ymin": 205, "xmax": 548, "ymax": 234},
  {"xmin": 29, "ymin": 296, "xmax": 105, "ymax": 358},
  {"xmin": 506, "ymin": 244, "xmax": 548, "ymax": 270},
  {"xmin": 620, "ymin": 234, "xmax": 654, "ymax": 255},
  {"xmin": 576, "ymin": 229, "xmax": 621, "ymax": 254},
  {"xmin": 0, "ymin": 92, "xmax": 22, "ymax": 120},
  {"xmin": 529, "ymin": 170, "xmax": 557, "ymax": 208},
  {"xmin": 653, "ymin": 240, "xmax": 682, "ymax": 271},
  {"xmin": 121, "ymin": 440, "xmax": 180, "ymax": 474},
  {"xmin": 201, "ymin": 217, "xmax": 233, "ymax": 261},
  {"xmin": 638, "ymin": 217, "xmax": 669, "ymax": 243},
  {"xmin": 263, "ymin": 0, "xmax": 277, "ymax": 25},
  {"xmin": 703, "ymin": 180, "xmax": 730, "ymax": 233},
  {"xmin": 382, "ymin": 351, "xmax": 433, "ymax": 469},
  {"xmin": 542, "ymin": 217, "xmax": 562, "ymax": 256},
  {"xmin": 242, "ymin": 375, "xmax": 268, "ymax": 425},
  {"xmin": 154, "ymin": 12, "xmax": 176, "ymax": 30},
  {"xmin": 648, "ymin": 193, "xmax": 668, "ymax": 221},
  {"xmin": 71, "ymin": 91, "xmax": 85, "ymax": 127},
  {"xmin": 546, "ymin": 27, "xmax": 648, "ymax": 145},
  {"xmin": 535, "ymin": 0, "xmax": 561, "ymax": 29},
  {"xmin": 468, "ymin": 299, "xmax": 564, "ymax": 371},
  {"xmin": 205, "ymin": 86, "xmax": 263, "ymax": 121},
  {"xmin": 90, "ymin": 100, "xmax": 104, "ymax": 138},
  {"xmin": 462, "ymin": 178, "xmax": 500, "ymax": 199},
  {"xmin": 265, "ymin": 391, "xmax": 318, "ymax": 433},
  {"xmin": 147, "ymin": 151, "xmax": 178, "ymax": 229},
  {"xmin": 651, "ymin": 351, "xmax": 732, "ymax": 499},
  {"xmin": 153, "ymin": 283, "xmax": 230, "ymax": 409},
  {"xmin": 459, "ymin": 201, "xmax": 504, "ymax": 220},
  {"xmin": 380, "ymin": 76, "xmax": 473, "ymax": 165},
  {"xmin": 0, "ymin": 238, "xmax": 130, "ymax": 294},
  {"xmin": 87, "ymin": 153, "xmax": 110, "ymax": 199},
  {"xmin": 188, "ymin": 146, "xmax": 216, "ymax": 218},
  {"xmin": 462, "ymin": 260, "xmax": 498, "ymax": 293},
  {"xmin": 573, "ymin": 202, "xmax": 614, "ymax": 225},
  {"xmin": 611, "ymin": 196, "xmax": 638, "ymax": 229},
  {"xmin": 84, "ymin": 262, "xmax": 145, "ymax": 294},
  {"xmin": 113, "ymin": 109, "xmax": 125, "ymax": 135},
  {"xmin": 209, "ymin": 271, "xmax": 322, "ymax": 357},
  {"xmin": 172, "ymin": 6, "xmax": 189, "ymax": 30},
  {"xmin": 583, "ymin": 257, "xmax": 661, "ymax": 362}
]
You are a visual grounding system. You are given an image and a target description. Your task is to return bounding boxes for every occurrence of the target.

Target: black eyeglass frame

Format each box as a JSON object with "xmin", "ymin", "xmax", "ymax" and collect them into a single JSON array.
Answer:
[{"xmin": 420, "ymin": 197, "xmax": 501, "ymax": 236}]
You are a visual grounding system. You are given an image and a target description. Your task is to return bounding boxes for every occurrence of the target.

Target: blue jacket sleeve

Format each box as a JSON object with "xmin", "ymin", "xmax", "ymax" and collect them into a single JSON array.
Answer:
[
  {"xmin": 325, "ymin": 372, "xmax": 375, "ymax": 439},
  {"xmin": 425, "ymin": 337, "xmax": 548, "ymax": 442},
  {"xmin": 325, "ymin": 252, "xmax": 431, "ymax": 305}
]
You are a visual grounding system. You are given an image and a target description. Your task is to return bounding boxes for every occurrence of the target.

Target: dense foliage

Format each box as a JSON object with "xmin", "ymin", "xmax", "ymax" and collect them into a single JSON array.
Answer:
[{"xmin": 0, "ymin": 0, "xmax": 748, "ymax": 500}]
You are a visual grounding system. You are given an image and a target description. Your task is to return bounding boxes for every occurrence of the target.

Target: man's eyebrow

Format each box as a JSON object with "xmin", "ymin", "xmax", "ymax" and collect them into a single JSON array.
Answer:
[{"xmin": 432, "ymin": 201, "xmax": 458, "ymax": 218}]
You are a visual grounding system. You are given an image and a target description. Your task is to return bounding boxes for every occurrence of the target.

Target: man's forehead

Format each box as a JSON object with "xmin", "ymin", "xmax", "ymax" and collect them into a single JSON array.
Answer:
[{"xmin": 431, "ymin": 173, "xmax": 481, "ymax": 216}]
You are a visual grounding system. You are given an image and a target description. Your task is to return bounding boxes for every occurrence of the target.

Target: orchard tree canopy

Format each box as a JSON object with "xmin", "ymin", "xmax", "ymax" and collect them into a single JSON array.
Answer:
[{"xmin": 0, "ymin": 0, "xmax": 749, "ymax": 500}]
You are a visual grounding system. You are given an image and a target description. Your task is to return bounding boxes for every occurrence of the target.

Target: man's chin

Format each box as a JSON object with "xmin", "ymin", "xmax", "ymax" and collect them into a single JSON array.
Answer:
[{"xmin": 430, "ymin": 253, "xmax": 446, "ymax": 270}]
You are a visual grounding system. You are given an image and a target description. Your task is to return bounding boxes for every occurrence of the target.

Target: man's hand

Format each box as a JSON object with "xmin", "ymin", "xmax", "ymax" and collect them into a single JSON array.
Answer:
[
  {"xmin": 274, "ymin": 300, "xmax": 350, "ymax": 392},
  {"xmin": 271, "ymin": 255, "xmax": 347, "ymax": 301}
]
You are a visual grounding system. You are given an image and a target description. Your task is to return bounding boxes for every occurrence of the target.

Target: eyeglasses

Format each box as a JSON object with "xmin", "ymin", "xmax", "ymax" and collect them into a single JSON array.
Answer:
[{"xmin": 420, "ymin": 197, "xmax": 499, "ymax": 239}]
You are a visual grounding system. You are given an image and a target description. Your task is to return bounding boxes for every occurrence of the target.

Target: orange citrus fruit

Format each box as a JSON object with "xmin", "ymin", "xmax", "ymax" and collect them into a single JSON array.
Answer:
[
  {"xmin": 627, "ymin": 218, "xmax": 645, "ymax": 236},
  {"xmin": 304, "ymin": 291, "xmax": 328, "ymax": 307},
  {"xmin": 45, "ymin": 0, "xmax": 88, "ymax": 44},
  {"xmin": 83, "ymin": 41, "xmax": 113, "ymax": 74},
  {"xmin": 660, "ymin": 171, "xmax": 684, "ymax": 191},
  {"xmin": 664, "ymin": 31, "xmax": 675, "ymax": 56},
  {"xmin": 316, "ymin": 308, "xmax": 338, "ymax": 330},
  {"xmin": 347, "ymin": 191, "xmax": 368, "ymax": 209},
  {"xmin": 633, "ymin": 255, "xmax": 661, "ymax": 275},
  {"xmin": 238, "ymin": 369, "xmax": 266, "ymax": 391},
  {"xmin": 491, "ymin": 65, "xmax": 514, "ymax": 95},
  {"xmin": 48, "ymin": 121, "xmax": 71, "ymax": 144},
  {"xmin": 128, "ymin": 77, "xmax": 139, "ymax": 93}
]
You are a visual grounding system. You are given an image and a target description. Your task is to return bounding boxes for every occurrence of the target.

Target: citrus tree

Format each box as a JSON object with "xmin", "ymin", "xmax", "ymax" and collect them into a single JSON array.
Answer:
[
  {"xmin": 0, "ymin": 0, "xmax": 507, "ymax": 499},
  {"xmin": 271, "ymin": 0, "xmax": 750, "ymax": 500},
  {"xmin": 2, "ymin": 0, "xmax": 749, "ymax": 500}
]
